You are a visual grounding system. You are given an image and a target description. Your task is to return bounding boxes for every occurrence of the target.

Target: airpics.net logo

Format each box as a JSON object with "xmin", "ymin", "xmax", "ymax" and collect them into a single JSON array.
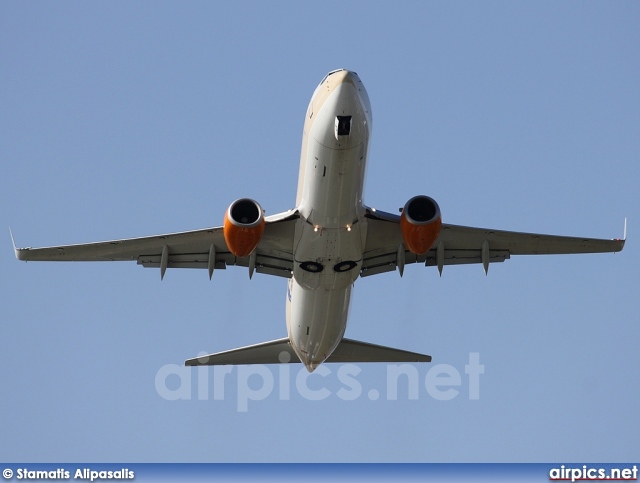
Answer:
[{"xmin": 154, "ymin": 352, "xmax": 484, "ymax": 412}]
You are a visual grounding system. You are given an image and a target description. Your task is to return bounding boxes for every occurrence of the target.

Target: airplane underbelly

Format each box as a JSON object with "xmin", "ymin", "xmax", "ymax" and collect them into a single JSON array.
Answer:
[
  {"xmin": 292, "ymin": 220, "xmax": 366, "ymax": 290},
  {"xmin": 292, "ymin": 96, "xmax": 369, "ymax": 289},
  {"xmin": 285, "ymin": 70, "xmax": 372, "ymax": 371},
  {"xmin": 303, "ymin": 141, "xmax": 366, "ymax": 227}
]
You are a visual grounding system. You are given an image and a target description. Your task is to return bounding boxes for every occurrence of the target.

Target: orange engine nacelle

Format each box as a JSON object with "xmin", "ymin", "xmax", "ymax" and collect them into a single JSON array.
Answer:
[
  {"xmin": 400, "ymin": 195, "xmax": 442, "ymax": 255},
  {"xmin": 223, "ymin": 198, "xmax": 266, "ymax": 257}
]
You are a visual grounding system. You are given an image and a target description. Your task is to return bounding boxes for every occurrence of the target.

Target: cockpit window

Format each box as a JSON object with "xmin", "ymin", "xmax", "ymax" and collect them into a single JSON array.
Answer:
[{"xmin": 319, "ymin": 69, "xmax": 345, "ymax": 85}]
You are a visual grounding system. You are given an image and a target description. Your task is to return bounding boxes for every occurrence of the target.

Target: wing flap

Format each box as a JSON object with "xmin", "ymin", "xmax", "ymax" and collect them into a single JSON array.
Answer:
[
  {"xmin": 137, "ymin": 252, "xmax": 293, "ymax": 277},
  {"xmin": 361, "ymin": 248, "xmax": 510, "ymax": 277}
]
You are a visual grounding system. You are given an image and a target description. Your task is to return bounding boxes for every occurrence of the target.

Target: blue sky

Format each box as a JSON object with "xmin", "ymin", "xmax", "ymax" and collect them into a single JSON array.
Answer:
[{"xmin": 1, "ymin": 2, "xmax": 638, "ymax": 462}]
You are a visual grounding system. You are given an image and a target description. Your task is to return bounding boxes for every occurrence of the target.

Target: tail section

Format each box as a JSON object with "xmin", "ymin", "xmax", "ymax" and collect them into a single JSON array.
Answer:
[
  {"xmin": 185, "ymin": 338, "xmax": 294, "ymax": 366},
  {"xmin": 185, "ymin": 337, "xmax": 430, "ymax": 366},
  {"xmin": 328, "ymin": 338, "xmax": 431, "ymax": 363}
]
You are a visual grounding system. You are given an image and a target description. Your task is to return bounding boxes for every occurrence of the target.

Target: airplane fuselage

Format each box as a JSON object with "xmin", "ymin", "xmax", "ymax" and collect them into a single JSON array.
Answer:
[
  {"xmin": 15, "ymin": 69, "xmax": 623, "ymax": 371},
  {"xmin": 286, "ymin": 70, "xmax": 372, "ymax": 371}
]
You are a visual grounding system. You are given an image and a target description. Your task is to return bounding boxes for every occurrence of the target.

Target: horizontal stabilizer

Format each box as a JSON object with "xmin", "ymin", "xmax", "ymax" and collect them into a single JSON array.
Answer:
[
  {"xmin": 185, "ymin": 338, "xmax": 294, "ymax": 366},
  {"xmin": 185, "ymin": 337, "xmax": 431, "ymax": 366},
  {"xmin": 327, "ymin": 338, "xmax": 431, "ymax": 363}
]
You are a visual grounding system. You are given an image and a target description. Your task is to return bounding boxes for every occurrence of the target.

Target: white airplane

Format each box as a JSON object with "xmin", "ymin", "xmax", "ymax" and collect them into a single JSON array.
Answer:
[{"xmin": 14, "ymin": 69, "xmax": 625, "ymax": 372}]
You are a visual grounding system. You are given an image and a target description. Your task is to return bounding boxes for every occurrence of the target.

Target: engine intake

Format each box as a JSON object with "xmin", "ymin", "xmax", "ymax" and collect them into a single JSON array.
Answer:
[
  {"xmin": 223, "ymin": 198, "xmax": 265, "ymax": 257},
  {"xmin": 400, "ymin": 195, "xmax": 442, "ymax": 255}
]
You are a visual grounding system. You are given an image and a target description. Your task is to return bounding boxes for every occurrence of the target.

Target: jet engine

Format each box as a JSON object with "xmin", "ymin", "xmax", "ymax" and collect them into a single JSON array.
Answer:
[
  {"xmin": 223, "ymin": 198, "xmax": 265, "ymax": 257},
  {"xmin": 400, "ymin": 195, "xmax": 442, "ymax": 255}
]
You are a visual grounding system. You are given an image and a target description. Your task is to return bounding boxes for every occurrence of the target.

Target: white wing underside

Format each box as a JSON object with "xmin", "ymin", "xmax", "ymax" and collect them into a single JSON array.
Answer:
[
  {"xmin": 361, "ymin": 209, "xmax": 625, "ymax": 276},
  {"xmin": 14, "ymin": 210, "xmax": 299, "ymax": 279},
  {"xmin": 14, "ymin": 207, "xmax": 624, "ymax": 278}
]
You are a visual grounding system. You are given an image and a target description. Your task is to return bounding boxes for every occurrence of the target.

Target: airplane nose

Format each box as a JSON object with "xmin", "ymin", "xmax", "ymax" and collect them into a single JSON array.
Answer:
[
  {"xmin": 331, "ymin": 69, "xmax": 358, "ymax": 86},
  {"xmin": 319, "ymin": 69, "xmax": 359, "ymax": 89}
]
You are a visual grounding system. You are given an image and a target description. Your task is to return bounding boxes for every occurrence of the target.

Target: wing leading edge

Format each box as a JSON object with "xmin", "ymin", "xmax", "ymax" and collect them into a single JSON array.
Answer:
[{"xmin": 361, "ymin": 208, "xmax": 625, "ymax": 277}]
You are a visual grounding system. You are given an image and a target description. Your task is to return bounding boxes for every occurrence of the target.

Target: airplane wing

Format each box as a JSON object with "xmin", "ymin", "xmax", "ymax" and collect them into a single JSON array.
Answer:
[
  {"xmin": 13, "ymin": 210, "xmax": 299, "ymax": 279},
  {"xmin": 361, "ymin": 208, "xmax": 626, "ymax": 277}
]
